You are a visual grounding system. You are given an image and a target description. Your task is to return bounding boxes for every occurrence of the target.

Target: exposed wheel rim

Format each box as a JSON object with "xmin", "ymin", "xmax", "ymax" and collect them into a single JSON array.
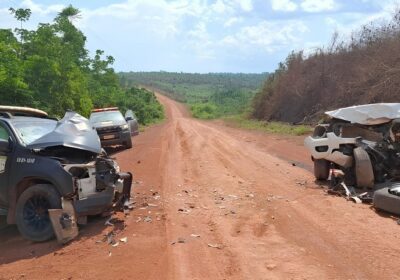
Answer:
[{"xmin": 22, "ymin": 195, "xmax": 51, "ymax": 232}]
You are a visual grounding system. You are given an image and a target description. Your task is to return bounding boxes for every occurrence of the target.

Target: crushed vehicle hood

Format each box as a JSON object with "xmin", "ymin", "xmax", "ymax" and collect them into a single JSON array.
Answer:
[
  {"xmin": 326, "ymin": 103, "xmax": 400, "ymax": 125},
  {"xmin": 28, "ymin": 111, "xmax": 102, "ymax": 154}
]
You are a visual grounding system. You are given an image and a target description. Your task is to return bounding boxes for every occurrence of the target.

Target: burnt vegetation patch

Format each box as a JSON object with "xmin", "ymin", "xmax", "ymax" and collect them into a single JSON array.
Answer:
[{"xmin": 252, "ymin": 10, "xmax": 400, "ymax": 124}]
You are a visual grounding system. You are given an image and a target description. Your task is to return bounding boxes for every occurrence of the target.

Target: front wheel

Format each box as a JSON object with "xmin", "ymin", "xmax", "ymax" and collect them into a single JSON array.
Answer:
[
  {"xmin": 125, "ymin": 137, "xmax": 133, "ymax": 149},
  {"xmin": 314, "ymin": 159, "xmax": 330, "ymax": 181},
  {"xmin": 15, "ymin": 184, "xmax": 61, "ymax": 242}
]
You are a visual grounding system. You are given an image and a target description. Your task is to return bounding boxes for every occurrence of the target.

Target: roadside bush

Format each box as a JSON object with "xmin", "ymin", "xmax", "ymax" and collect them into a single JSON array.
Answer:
[
  {"xmin": 190, "ymin": 103, "xmax": 217, "ymax": 119},
  {"xmin": 116, "ymin": 87, "xmax": 164, "ymax": 125}
]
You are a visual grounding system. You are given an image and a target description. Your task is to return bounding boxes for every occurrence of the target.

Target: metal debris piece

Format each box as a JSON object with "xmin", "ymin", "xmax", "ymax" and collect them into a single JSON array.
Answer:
[
  {"xmin": 207, "ymin": 243, "xmax": 223, "ymax": 249},
  {"xmin": 120, "ymin": 237, "xmax": 128, "ymax": 243},
  {"xmin": 104, "ymin": 231, "xmax": 115, "ymax": 244},
  {"xmin": 104, "ymin": 218, "xmax": 114, "ymax": 226},
  {"xmin": 190, "ymin": 234, "xmax": 201, "ymax": 238},
  {"xmin": 171, "ymin": 238, "xmax": 186, "ymax": 245},
  {"xmin": 143, "ymin": 216, "xmax": 152, "ymax": 223},
  {"xmin": 112, "ymin": 241, "xmax": 120, "ymax": 247},
  {"xmin": 48, "ymin": 199, "xmax": 79, "ymax": 245},
  {"xmin": 350, "ymin": 196, "xmax": 362, "ymax": 204}
]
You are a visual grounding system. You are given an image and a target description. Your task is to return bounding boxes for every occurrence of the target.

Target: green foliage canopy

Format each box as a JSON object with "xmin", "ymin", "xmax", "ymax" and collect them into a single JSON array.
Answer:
[{"xmin": 0, "ymin": 6, "xmax": 164, "ymax": 125}]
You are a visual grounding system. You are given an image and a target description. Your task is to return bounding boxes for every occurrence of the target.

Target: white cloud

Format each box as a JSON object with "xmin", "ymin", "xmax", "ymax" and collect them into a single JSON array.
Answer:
[
  {"xmin": 301, "ymin": 0, "xmax": 336, "ymax": 13},
  {"xmin": 220, "ymin": 20, "xmax": 309, "ymax": 53},
  {"xmin": 78, "ymin": 0, "xmax": 205, "ymax": 39},
  {"xmin": 234, "ymin": 0, "xmax": 253, "ymax": 12},
  {"xmin": 186, "ymin": 22, "xmax": 215, "ymax": 59},
  {"xmin": 20, "ymin": 0, "xmax": 65, "ymax": 15},
  {"xmin": 211, "ymin": 0, "xmax": 230, "ymax": 14},
  {"xmin": 271, "ymin": 0, "xmax": 297, "ymax": 12},
  {"xmin": 324, "ymin": 1, "xmax": 398, "ymax": 37},
  {"xmin": 224, "ymin": 17, "xmax": 243, "ymax": 27}
]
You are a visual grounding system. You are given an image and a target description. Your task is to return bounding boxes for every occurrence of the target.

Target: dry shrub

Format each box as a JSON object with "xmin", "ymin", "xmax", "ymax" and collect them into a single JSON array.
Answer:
[{"xmin": 252, "ymin": 10, "xmax": 400, "ymax": 124}]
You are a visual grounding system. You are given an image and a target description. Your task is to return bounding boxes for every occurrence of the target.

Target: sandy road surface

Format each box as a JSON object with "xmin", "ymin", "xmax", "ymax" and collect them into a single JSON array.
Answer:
[{"xmin": 1, "ymin": 94, "xmax": 400, "ymax": 280}]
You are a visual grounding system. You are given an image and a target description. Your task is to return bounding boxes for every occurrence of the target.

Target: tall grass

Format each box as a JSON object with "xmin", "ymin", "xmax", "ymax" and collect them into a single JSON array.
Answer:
[{"xmin": 222, "ymin": 115, "xmax": 311, "ymax": 136}]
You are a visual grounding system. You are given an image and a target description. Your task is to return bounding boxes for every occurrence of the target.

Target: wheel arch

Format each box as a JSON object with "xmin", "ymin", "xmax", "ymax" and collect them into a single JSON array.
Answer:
[{"xmin": 7, "ymin": 177, "xmax": 61, "ymax": 224}]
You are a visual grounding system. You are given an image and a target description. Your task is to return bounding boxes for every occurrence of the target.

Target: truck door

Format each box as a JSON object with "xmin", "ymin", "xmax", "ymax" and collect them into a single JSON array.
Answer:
[{"xmin": 0, "ymin": 122, "xmax": 12, "ymax": 208}]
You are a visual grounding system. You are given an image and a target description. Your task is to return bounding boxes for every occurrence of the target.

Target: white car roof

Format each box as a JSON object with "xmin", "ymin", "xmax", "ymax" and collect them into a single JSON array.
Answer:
[{"xmin": 326, "ymin": 103, "xmax": 400, "ymax": 125}]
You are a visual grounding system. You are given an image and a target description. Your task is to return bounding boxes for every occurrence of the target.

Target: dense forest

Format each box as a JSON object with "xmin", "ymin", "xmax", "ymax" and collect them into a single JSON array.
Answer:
[
  {"xmin": 252, "ymin": 10, "xmax": 400, "ymax": 124},
  {"xmin": 119, "ymin": 71, "xmax": 267, "ymax": 118},
  {"xmin": 0, "ymin": 6, "xmax": 163, "ymax": 124}
]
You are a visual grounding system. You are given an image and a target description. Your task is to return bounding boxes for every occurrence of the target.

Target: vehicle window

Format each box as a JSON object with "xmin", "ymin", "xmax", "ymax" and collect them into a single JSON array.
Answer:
[
  {"xmin": 90, "ymin": 111, "xmax": 125, "ymax": 123},
  {"xmin": 125, "ymin": 110, "xmax": 133, "ymax": 118},
  {"xmin": 12, "ymin": 120, "xmax": 57, "ymax": 145},
  {"xmin": 0, "ymin": 125, "xmax": 9, "ymax": 141}
]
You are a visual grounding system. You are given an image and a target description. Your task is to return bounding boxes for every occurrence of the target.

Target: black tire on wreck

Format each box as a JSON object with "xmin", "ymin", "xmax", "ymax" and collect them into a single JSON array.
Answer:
[
  {"xmin": 354, "ymin": 147, "xmax": 375, "ymax": 188},
  {"xmin": 314, "ymin": 159, "xmax": 330, "ymax": 181},
  {"xmin": 15, "ymin": 184, "xmax": 61, "ymax": 242}
]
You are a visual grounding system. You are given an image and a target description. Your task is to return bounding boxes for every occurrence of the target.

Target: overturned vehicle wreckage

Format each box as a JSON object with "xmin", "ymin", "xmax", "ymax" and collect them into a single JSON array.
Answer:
[
  {"xmin": 305, "ymin": 103, "xmax": 400, "ymax": 214},
  {"xmin": 0, "ymin": 107, "xmax": 132, "ymax": 242}
]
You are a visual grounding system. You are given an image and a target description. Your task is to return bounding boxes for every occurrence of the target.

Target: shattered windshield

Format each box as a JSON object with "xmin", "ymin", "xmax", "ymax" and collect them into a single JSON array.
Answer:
[
  {"xmin": 12, "ymin": 119, "xmax": 57, "ymax": 145},
  {"xmin": 90, "ymin": 111, "xmax": 125, "ymax": 124}
]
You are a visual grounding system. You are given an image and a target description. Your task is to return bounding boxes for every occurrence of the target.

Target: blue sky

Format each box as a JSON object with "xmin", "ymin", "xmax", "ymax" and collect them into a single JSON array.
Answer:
[{"xmin": 0, "ymin": 0, "xmax": 398, "ymax": 73}]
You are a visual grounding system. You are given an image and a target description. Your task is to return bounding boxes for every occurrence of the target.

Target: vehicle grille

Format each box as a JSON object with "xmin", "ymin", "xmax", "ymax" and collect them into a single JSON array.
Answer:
[{"xmin": 96, "ymin": 125, "xmax": 121, "ymax": 134}]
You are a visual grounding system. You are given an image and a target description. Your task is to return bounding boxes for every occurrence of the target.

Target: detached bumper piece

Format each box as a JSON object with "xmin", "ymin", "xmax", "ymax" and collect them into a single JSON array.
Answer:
[
  {"xmin": 49, "ymin": 198, "xmax": 79, "ymax": 244},
  {"xmin": 373, "ymin": 183, "xmax": 400, "ymax": 215},
  {"xmin": 114, "ymin": 172, "xmax": 133, "ymax": 213}
]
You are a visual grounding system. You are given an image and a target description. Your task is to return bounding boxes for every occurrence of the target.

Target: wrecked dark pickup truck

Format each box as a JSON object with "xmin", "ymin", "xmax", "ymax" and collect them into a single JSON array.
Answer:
[
  {"xmin": 0, "ymin": 107, "xmax": 132, "ymax": 242},
  {"xmin": 304, "ymin": 103, "xmax": 400, "ymax": 214}
]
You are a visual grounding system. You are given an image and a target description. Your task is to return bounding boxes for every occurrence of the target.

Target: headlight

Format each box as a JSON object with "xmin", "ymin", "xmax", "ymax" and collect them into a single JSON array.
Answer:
[{"xmin": 121, "ymin": 124, "xmax": 129, "ymax": 130}]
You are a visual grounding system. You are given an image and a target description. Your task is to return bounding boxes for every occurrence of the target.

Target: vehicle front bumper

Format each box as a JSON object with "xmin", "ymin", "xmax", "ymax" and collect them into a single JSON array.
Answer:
[
  {"xmin": 98, "ymin": 129, "xmax": 131, "ymax": 147},
  {"xmin": 304, "ymin": 132, "xmax": 356, "ymax": 168},
  {"xmin": 73, "ymin": 172, "xmax": 133, "ymax": 216}
]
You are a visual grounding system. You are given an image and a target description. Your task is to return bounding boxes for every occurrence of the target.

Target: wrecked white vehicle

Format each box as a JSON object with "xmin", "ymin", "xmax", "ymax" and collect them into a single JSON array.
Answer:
[
  {"xmin": 305, "ymin": 103, "xmax": 400, "ymax": 214},
  {"xmin": 0, "ymin": 107, "xmax": 132, "ymax": 242}
]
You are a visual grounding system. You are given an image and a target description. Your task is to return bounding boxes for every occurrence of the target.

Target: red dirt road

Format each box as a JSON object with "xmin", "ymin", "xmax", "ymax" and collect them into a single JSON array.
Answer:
[{"xmin": 1, "ymin": 94, "xmax": 400, "ymax": 280}]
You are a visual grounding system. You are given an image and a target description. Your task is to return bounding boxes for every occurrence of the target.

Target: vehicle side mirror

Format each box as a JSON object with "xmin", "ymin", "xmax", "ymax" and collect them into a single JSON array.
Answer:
[
  {"xmin": 0, "ymin": 139, "xmax": 11, "ymax": 153},
  {"xmin": 125, "ymin": 117, "xmax": 133, "ymax": 121}
]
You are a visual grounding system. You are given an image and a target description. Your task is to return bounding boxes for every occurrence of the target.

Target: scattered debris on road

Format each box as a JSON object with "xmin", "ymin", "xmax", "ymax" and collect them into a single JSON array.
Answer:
[
  {"xmin": 171, "ymin": 238, "xmax": 186, "ymax": 245},
  {"xmin": 143, "ymin": 216, "xmax": 153, "ymax": 223},
  {"xmin": 207, "ymin": 243, "xmax": 223, "ymax": 249}
]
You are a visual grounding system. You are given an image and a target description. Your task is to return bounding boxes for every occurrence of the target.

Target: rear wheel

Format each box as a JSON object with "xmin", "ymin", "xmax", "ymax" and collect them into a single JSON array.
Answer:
[
  {"xmin": 15, "ymin": 184, "xmax": 61, "ymax": 242},
  {"xmin": 314, "ymin": 159, "xmax": 330, "ymax": 181}
]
